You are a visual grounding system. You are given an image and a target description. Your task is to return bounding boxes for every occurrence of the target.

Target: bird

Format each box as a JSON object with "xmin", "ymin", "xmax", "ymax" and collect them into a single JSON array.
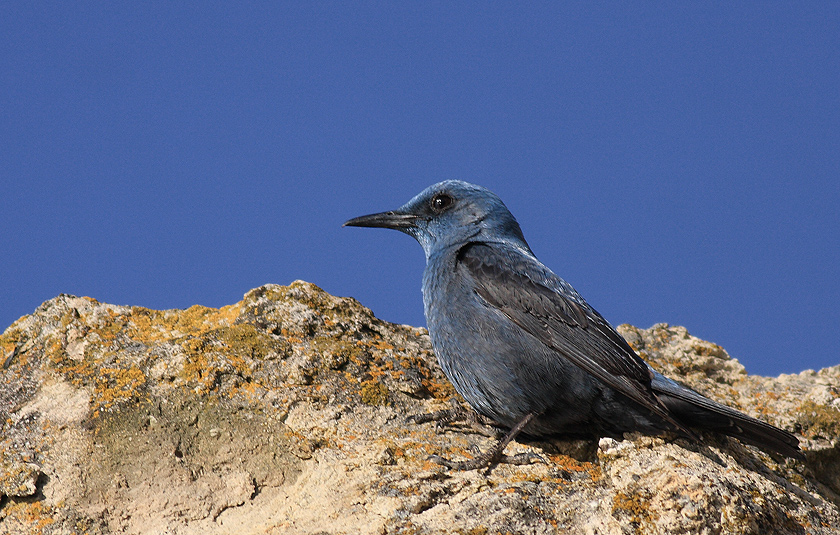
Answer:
[{"xmin": 344, "ymin": 180, "xmax": 803, "ymax": 469}]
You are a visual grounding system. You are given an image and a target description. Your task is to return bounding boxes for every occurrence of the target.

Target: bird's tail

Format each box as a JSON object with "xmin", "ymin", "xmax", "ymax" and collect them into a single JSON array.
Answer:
[{"xmin": 651, "ymin": 373, "xmax": 804, "ymax": 460}]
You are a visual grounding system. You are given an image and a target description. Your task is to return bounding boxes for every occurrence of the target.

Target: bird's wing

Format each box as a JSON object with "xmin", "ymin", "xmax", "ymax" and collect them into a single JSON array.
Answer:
[{"xmin": 457, "ymin": 242, "xmax": 692, "ymax": 434}]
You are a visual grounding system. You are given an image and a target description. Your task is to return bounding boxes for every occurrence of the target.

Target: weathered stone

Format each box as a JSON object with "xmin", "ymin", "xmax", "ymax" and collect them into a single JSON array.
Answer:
[{"xmin": 0, "ymin": 281, "xmax": 837, "ymax": 534}]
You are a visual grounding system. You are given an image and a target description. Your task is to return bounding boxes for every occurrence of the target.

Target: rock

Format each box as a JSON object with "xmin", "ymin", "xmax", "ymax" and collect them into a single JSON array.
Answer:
[
  {"xmin": 0, "ymin": 461, "xmax": 40, "ymax": 498},
  {"xmin": 0, "ymin": 281, "xmax": 838, "ymax": 534}
]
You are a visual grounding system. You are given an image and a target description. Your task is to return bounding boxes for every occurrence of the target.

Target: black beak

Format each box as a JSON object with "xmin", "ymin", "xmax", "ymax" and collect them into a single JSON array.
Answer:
[{"xmin": 343, "ymin": 210, "xmax": 419, "ymax": 230}]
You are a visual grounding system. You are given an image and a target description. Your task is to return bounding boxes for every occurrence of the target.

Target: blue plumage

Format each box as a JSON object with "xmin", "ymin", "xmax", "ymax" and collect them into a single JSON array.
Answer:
[{"xmin": 345, "ymin": 180, "xmax": 802, "ymax": 467}]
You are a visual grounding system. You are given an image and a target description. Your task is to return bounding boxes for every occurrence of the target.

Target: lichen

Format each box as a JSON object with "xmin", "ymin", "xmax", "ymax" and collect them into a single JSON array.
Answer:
[
  {"xmin": 0, "ymin": 327, "xmax": 25, "ymax": 354},
  {"xmin": 360, "ymin": 379, "xmax": 390, "ymax": 405},
  {"xmin": 612, "ymin": 489, "xmax": 658, "ymax": 532},
  {"xmin": 92, "ymin": 366, "xmax": 148, "ymax": 418},
  {"xmin": 0, "ymin": 500, "xmax": 57, "ymax": 533},
  {"xmin": 124, "ymin": 303, "xmax": 241, "ymax": 343},
  {"xmin": 5, "ymin": 286, "xmax": 837, "ymax": 534},
  {"xmin": 180, "ymin": 324, "xmax": 289, "ymax": 392},
  {"xmin": 797, "ymin": 400, "xmax": 840, "ymax": 440}
]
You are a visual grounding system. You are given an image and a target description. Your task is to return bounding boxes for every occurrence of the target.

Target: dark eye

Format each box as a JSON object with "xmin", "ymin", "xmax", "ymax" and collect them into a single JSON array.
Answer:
[{"xmin": 431, "ymin": 193, "xmax": 453, "ymax": 213}]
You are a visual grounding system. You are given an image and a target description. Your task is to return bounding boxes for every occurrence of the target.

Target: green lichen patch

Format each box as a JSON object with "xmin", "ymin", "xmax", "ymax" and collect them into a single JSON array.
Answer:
[
  {"xmin": 306, "ymin": 337, "xmax": 361, "ymax": 370},
  {"xmin": 238, "ymin": 281, "xmax": 377, "ymax": 340},
  {"xmin": 178, "ymin": 323, "xmax": 291, "ymax": 393},
  {"xmin": 234, "ymin": 282, "xmax": 454, "ymax": 407},
  {"xmin": 0, "ymin": 327, "xmax": 25, "ymax": 356},
  {"xmin": 796, "ymin": 400, "xmax": 840, "ymax": 440},
  {"xmin": 196, "ymin": 323, "xmax": 289, "ymax": 361},
  {"xmin": 360, "ymin": 379, "xmax": 390, "ymax": 405}
]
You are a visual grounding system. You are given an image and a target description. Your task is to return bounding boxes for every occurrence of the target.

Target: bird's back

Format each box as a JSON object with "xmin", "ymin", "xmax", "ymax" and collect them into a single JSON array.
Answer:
[{"xmin": 421, "ymin": 239, "xmax": 671, "ymax": 438}]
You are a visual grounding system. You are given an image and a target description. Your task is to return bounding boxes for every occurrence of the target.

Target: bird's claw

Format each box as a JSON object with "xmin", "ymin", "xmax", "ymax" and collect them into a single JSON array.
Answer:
[
  {"xmin": 407, "ymin": 398, "xmax": 465, "ymax": 426},
  {"xmin": 500, "ymin": 452, "xmax": 547, "ymax": 466},
  {"xmin": 427, "ymin": 453, "xmax": 491, "ymax": 471},
  {"xmin": 427, "ymin": 449, "xmax": 545, "ymax": 471},
  {"xmin": 406, "ymin": 408, "xmax": 460, "ymax": 427},
  {"xmin": 408, "ymin": 400, "xmax": 501, "ymax": 437}
]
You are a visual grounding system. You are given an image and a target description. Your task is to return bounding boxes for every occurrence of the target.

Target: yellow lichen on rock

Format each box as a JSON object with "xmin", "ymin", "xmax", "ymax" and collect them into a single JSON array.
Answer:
[{"xmin": 0, "ymin": 286, "xmax": 839, "ymax": 534}]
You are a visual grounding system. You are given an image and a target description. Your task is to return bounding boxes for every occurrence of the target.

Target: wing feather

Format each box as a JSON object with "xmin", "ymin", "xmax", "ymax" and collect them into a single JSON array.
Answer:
[{"xmin": 457, "ymin": 242, "xmax": 693, "ymax": 435}]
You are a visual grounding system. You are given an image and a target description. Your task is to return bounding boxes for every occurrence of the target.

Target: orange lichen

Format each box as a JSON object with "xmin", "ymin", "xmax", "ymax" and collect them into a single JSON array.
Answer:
[
  {"xmin": 0, "ymin": 501, "xmax": 57, "ymax": 532},
  {"xmin": 91, "ymin": 366, "xmax": 148, "ymax": 417},
  {"xmin": 612, "ymin": 489, "xmax": 658, "ymax": 528}
]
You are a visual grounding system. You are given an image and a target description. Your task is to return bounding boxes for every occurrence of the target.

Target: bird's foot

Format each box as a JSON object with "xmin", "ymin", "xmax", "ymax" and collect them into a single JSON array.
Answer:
[
  {"xmin": 501, "ymin": 452, "xmax": 547, "ymax": 466},
  {"xmin": 406, "ymin": 398, "xmax": 464, "ymax": 426},
  {"xmin": 407, "ymin": 399, "xmax": 499, "ymax": 437},
  {"xmin": 428, "ymin": 453, "xmax": 492, "ymax": 471},
  {"xmin": 426, "ymin": 413, "xmax": 538, "ymax": 471},
  {"xmin": 428, "ymin": 451, "xmax": 546, "ymax": 471}
]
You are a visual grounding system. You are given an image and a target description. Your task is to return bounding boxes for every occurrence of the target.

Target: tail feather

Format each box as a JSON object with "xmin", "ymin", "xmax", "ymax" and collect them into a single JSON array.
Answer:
[{"xmin": 651, "ymin": 373, "xmax": 804, "ymax": 460}]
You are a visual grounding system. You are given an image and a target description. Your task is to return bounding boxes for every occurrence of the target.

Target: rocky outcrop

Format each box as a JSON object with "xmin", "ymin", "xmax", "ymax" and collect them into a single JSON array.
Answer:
[{"xmin": 1, "ymin": 281, "xmax": 839, "ymax": 534}]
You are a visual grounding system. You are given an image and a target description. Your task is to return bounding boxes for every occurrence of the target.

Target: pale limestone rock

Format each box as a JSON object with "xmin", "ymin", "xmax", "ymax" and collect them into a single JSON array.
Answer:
[{"xmin": 0, "ymin": 282, "xmax": 838, "ymax": 534}]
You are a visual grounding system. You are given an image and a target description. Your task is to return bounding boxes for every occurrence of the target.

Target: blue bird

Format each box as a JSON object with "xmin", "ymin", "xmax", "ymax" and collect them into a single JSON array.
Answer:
[{"xmin": 344, "ymin": 180, "xmax": 803, "ymax": 469}]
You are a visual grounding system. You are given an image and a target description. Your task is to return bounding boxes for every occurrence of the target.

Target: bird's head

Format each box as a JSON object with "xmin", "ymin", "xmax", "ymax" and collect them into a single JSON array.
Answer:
[{"xmin": 344, "ymin": 180, "xmax": 530, "ymax": 259}]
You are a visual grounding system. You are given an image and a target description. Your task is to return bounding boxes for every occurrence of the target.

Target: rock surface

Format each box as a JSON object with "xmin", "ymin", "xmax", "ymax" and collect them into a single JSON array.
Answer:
[{"xmin": 1, "ymin": 281, "xmax": 839, "ymax": 534}]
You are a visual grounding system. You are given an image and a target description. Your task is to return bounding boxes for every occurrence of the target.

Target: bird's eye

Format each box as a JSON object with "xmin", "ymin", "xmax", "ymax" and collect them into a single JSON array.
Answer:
[{"xmin": 431, "ymin": 193, "xmax": 453, "ymax": 213}]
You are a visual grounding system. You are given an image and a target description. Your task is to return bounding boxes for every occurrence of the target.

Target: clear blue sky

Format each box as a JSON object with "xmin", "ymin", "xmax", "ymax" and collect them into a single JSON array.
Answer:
[{"xmin": 2, "ymin": 3, "xmax": 838, "ymax": 376}]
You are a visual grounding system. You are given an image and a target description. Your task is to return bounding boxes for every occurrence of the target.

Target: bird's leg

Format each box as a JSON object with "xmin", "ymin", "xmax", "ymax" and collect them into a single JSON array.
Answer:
[
  {"xmin": 429, "ymin": 412, "xmax": 540, "ymax": 471},
  {"xmin": 408, "ymin": 398, "xmax": 499, "ymax": 437}
]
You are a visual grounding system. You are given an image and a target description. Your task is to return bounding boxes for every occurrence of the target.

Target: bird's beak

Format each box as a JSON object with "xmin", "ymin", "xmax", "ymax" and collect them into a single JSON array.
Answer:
[{"xmin": 343, "ymin": 210, "xmax": 419, "ymax": 230}]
